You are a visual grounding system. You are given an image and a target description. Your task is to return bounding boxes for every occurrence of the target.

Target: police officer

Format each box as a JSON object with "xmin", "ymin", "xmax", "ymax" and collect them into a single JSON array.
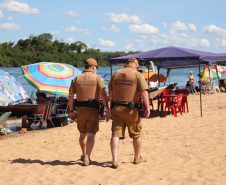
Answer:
[
  {"xmin": 68, "ymin": 58, "xmax": 110, "ymax": 166},
  {"xmin": 108, "ymin": 58, "xmax": 150, "ymax": 168}
]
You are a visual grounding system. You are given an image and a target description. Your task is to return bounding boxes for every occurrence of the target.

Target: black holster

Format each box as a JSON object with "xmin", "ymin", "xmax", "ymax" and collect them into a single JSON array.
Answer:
[
  {"xmin": 76, "ymin": 99, "xmax": 100, "ymax": 109},
  {"xmin": 111, "ymin": 101, "xmax": 139, "ymax": 109}
]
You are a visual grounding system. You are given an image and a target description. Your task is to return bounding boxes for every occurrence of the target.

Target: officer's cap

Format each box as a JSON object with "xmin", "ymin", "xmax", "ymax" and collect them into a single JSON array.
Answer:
[
  {"xmin": 128, "ymin": 58, "xmax": 139, "ymax": 66},
  {"xmin": 85, "ymin": 58, "xmax": 99, "ymax": 68}
]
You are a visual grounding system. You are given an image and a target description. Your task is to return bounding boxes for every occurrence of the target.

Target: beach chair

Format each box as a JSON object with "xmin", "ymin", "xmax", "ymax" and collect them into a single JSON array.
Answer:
[
  {"xmin": 157, "ymin": 89, "xmax": 175, "ymax": 116},
  {"xmin": 175, "ymin": 89, "xmax": 189, "ymax": 113},
  {"xmin": 165, "ymin": 93, "xmax": 183, "ymax": 117},
  {"xmin": 206, "ymin": 81, "xmax": 214, "ymax": 93},
  {"xmin": 0, "ymin": 111, "xmax": 12, "ymax": 135},
  {"xmin": 0, "ymin": 111, "xmax": 12, "ymax": 125},
  {"xmin": 200, "ymin": 82, "xmax": 207, "ymax": 94},
  {"xmin": 33, "ymin": 104, "xmax": 54, "ymax": 128}
]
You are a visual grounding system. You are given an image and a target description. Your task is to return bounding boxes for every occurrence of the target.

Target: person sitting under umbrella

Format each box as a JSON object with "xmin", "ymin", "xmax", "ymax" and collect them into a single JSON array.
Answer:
[{"xmin": 21, "ymin": 91, "xmax": 51, "ymax": 129}]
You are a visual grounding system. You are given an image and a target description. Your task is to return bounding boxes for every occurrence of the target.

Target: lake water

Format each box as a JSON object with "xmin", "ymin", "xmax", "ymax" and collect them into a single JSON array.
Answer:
[{"xmin": 1, "ymin": 66, "xmax": 226, "ymax": 97}]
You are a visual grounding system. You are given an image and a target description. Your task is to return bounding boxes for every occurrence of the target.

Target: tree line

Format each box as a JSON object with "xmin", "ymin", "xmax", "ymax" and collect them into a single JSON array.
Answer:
[
  {"xmin": 0, "ymin": 33, "xmax": 225, "ymax": 67},
  {"xmin": 0, "ymin": 33, "xmax": 138, "ymax": 67}
]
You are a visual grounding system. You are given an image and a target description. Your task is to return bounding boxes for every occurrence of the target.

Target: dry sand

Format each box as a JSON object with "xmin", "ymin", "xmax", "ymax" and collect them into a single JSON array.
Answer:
[{"xmin": 0, "ymin": 93, "xmax": 226, "ymax": 185}]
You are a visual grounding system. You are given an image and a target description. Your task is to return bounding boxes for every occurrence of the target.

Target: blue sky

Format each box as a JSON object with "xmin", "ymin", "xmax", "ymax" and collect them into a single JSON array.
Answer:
[{"xmin": 0, "ymin": 0, "xmax": 226, "ymax": 53}]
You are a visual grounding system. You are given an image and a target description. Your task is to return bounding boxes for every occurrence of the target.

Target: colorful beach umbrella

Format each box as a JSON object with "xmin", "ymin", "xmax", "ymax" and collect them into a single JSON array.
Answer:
[
  {"xmin": 198, "ymin": 68, "xmax": 221, "ymax": 80},
  {"xmin": 210, "ymin": 65, "xmax": 226, "ymax": 73},
  {"xmin": 22, "ymin": 62, "xmax": 82, "ymax": 97},
  {"xmin": 142, "ymin": 72, "xmax": 167, "ymax": 82}
]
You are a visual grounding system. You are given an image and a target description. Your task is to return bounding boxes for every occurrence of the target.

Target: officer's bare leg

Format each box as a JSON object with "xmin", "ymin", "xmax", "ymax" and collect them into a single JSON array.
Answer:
[
  {"xmin": 110, "ymin": 137, "xmax": 119, "ymax": 161},
  {"xmin": 84, "ymin": 133, "xmax": 95, "ymax": 160},
  {"xmin": 133, "ymin": 136, "xmax": 142, "ymax": 159},
  {"xmin": 79, "ymin": 133, "xmax": 87, "ymax": 158}
]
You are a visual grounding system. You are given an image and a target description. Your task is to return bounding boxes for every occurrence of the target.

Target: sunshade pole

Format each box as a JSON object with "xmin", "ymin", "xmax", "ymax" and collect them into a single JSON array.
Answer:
[
  {"xmin": 110, "ymin": 63, "xmax": 112, "ymax": 76},
  {"xmin": 208, "ymin": 65, "xmax": 211, "ymax": 83},
  {"xmin": 215, "ymin": 65, "xmax": 221, "ymax": 89},
  {"xmin": 148, "ymin": 61, "xmax": 150, "ymax": 89},
  {"xmin": 199, "ymin": 59, "xmax": 202, "ymax": 117},
  {"xmin": 158, "ymin": 67, "xmax": 160, "ymax": 87}
]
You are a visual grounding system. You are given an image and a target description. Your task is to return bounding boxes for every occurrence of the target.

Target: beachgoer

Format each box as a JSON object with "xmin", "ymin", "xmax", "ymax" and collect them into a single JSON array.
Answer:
[
  {"xmin": 108, "ymin": 58, "xmax": 150, "ymax": 169},
  {"xmin": 21, "ymin": 91, "xmax": 51, "ymax": 129},
  {"xmin": 189, "ymin": 71, "xmax": 196, "ymax": 93},
  {"xmin": 68, "ymin": 58, "xmax": 110, "ymax": 166}
]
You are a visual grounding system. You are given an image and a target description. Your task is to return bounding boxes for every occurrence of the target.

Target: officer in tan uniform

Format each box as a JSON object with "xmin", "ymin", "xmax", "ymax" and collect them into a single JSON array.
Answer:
[
  {"xmin": 68, "ymin": 58, "xmax": 110, "ymax": 166},
  {"xmin": 108, "ymin": 58, "xmax": 150, "ymax": 169}
]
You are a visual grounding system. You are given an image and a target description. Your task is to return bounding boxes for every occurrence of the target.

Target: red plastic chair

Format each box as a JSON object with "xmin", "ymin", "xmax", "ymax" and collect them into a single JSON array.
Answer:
[
  {"xmin": 157, "ymin": 89, "xmax": 175, "ymax": 116},
  {"xmin": 165, "ymin": 93, "xmax": 183, "ymax": 117},
  {"xmin": 175, "ymin": 89, "xmax": 189, "ymax": 113}
]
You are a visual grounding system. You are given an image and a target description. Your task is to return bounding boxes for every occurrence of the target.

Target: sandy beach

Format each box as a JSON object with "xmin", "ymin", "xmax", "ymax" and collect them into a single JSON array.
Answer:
[{"xmin": 0, "ymin": 93, "xmax": 226, "ymax": 185}]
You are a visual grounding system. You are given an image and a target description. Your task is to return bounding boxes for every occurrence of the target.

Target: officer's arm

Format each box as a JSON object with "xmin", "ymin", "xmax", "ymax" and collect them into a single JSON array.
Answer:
[
  {"xmin": 68, "ymin": 92, "xmax": 76, "ymax": 120},
  {"xmin": 100, "ymin": 88, "xmax": 109, "ymax": 111},
  {"xmin": 100, "ymin": 88, "xmax": 111, "ymax": 122},
  {"xmin": 141, "ymin": 90, "xmax": 150, "ymax": 118},
  {"xmin": 68, "ymin": 92, "xmax": 74, "ymax": 111},
  {"xmin": 109, "ymin": 91, "xmax": 112, "ymax": 109}
]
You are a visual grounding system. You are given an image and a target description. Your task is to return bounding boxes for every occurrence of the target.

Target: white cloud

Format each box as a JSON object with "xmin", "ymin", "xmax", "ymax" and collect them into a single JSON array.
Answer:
[
  {"xmin": 139, "ymin": 35, "xmax": 147, "ymax": 39},
  {"xmin": 171, "ymin": 21, "xmax": 187, "ymax": 31},
  {"xmin": 98, "ymin": 38, "xmax": 115, "ymax": 47},
  {"xmin": 188, "ymin": 23, "xmax": 197, "ymax": 32},
  {"xmin": 77, "ymin": 20, "xmax": 80, "ymax": 24},
  {"xmin": 106, "ymin": 12, "xmax": 142, "ymax": 24},
  {"xmin": 181, "ymin": 33, "xmax": 188, "ymax": 38},
  {"xmin": 0, "ymin": 0, "xmax": 40, "ymax": 14},
  {"xmin": 64, "ymin": 26, "xmax": 91, "ymax": 35},
  {"xmin": 200, "ymin": 39, "xmax": 210, "ymax": 47},
  {"xmin": 0, "ymin": 10, "xmax": 3, "ymax": 18},
  {"xmin": 162, "ymin": 22, "xmax": 167, "ymax": 29},
  {"xmin": 0, "ymin": 23, "xmax": 20, "ymax": 30},
  {"xmin": 102, "ymin": 24, "xmax": 120, "ymax": 32},
  {"xmin": 203, "ymin": 25, "xmax": 226, "ymax": 37},
  {"xmin": 124, "ymin": 43, "xmax": 136, "ymax": 51},
  {"xmin": 216, "ymin": 38, "xmax": 226, "ymax": 47},
  {"xmin": 67, "ymin": 38, "xmax": 75, "ymax": 42},
  {"xmin": 49, "ymin": 30, "xmax": 60, "ymax": 34},
  {"xmin": 129, "ymin": 24, "xmax": 159, "ymax": 35},
  {"xmin": 7, "ymin": 16, "xmax": 13, "ymax": 21},
  {"xmin": 61, "ymin": 11, "xmax": 81, "ymax": 17}
]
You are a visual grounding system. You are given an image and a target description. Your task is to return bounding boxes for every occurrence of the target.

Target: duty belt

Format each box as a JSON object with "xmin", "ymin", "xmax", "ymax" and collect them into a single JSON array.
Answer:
[
  {"xmin": 111, "ymin": 101, "xmax": 139, "ymax": 109},
  {"xmin": 76, "ymin": 99, "xmax": 100, "ymax": 109}
]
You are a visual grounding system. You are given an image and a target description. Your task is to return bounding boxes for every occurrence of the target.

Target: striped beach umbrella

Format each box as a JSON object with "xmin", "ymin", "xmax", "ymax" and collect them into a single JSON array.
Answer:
[
  {"xmin": 198, "ymin": 68, "xmax": 222, "ymax": 80},
  {"xmin": 210, "ymin": 65, "xmax": 226, "ymax": 73},
  {"xmin": 22, "ymin": 62, "xmax": 82, "ymax": 97}
]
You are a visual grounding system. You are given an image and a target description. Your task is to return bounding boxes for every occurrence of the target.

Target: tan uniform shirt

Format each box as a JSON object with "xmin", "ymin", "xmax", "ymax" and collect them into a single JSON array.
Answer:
[
  {"xmin": 69, "ymin": 69, "xmax": 106, "ymax": 101},
  {"xmin": 108, "ymin": 65, "xmax": 148, "ymax": 104}
]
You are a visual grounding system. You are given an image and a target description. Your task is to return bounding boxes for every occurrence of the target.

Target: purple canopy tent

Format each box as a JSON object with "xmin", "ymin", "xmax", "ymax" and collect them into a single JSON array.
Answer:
[{"xmin": 109, "ymin": 46, "xmax": 226, "ymax": 117}]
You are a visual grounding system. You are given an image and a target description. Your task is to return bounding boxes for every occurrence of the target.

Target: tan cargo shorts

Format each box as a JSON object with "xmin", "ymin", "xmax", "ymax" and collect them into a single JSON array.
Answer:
[
  {"xmin": 111, "ymin": 105, "xmax": 142, "ymax": 139},
  {"xmin": 76, "ymin": 107, "xmax": 99, "ymax": 134}
]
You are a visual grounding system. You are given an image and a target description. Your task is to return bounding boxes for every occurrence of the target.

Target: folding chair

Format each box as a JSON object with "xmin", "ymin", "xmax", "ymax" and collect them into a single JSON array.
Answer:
[
  {"xmin": 33, "ymin": 104, "xmax": 54, "ymax": 128},
  {"xmin": 0, "ymin": 111, "xmax": 12, "ymax": 125},
  {"xmin": 0, "ymin": 112, "xmax": 12, "ymax": 135}
]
